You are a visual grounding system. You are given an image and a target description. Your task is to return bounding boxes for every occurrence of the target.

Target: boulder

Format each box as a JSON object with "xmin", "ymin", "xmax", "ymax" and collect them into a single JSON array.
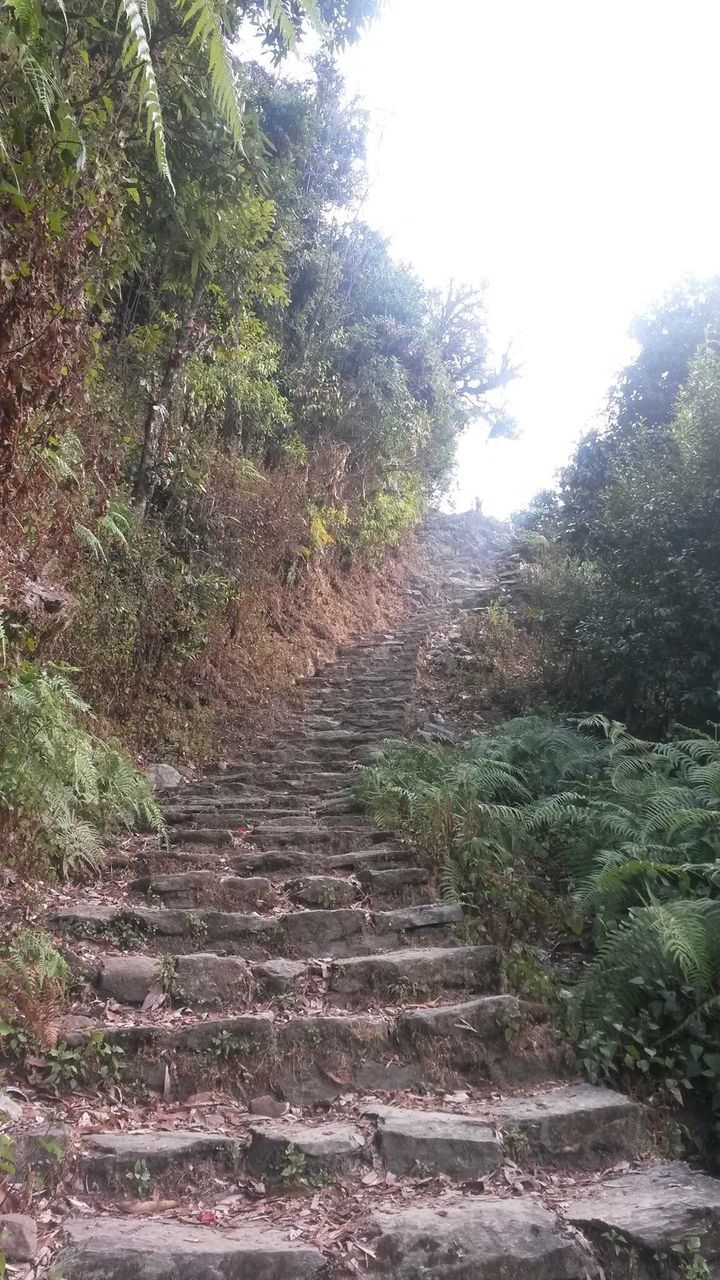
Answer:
[
  {"xmin": 144, "ymin": 762, "xmax": 184, "ymax": 791},
  {"xmin": 0, "ymin": 1214, "xmax": 37, "ymax": 1262}
]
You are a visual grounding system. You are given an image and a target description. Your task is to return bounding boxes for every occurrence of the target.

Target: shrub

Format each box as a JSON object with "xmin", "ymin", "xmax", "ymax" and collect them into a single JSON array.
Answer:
[
  {"xmin": 359, "ymin": 713, "xmax": 720, "ymax": 1117},
  {"xmin": 0, "ymin": 930, "xmax": 71, "ymax": 1051},
  {"xmin": 0, "ymin": 662, "xmax": 163, "ymax": 879}
]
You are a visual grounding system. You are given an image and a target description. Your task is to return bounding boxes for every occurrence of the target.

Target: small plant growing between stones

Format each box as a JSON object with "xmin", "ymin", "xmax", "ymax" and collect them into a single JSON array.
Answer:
[
  {"xmin": 85, "ymin": 1031, "xmax": 125, "ymax": 1082},
  {"xmin": 126, "ymin": 1158, "xmax": 152, "ymax": 1198},
  {"xmin": 279, "ymin": 1143, "xmax": 307, "ymax": 1182},
  {"xmin": 189, "ymin": 915, "xmax": 209, "ymax": 947},
  {"xmin": 47, "ymin": 1043, "xmax": 83, "ymax": 1089},
  {"xmin": 319, "ymin": 884, "xmax": 337, "ymax": 908},
  {"xmin": 160, "ymin": 956, "xmax": 178, "ymax": 995},
  {"xmin": 0, "ymin": 930, "xmax": 71, "ymax": 1050},
  {"xmin": 505, "ymin": 943, "xmax": 558, "ymax": 1006},
  {"xmin": 208, "ymin": 1029, "xmax": 238, "ymax": 1061},
  {"xmin": 501, "ymin": 1125, "xmax": 530, "ymax": 1165}
]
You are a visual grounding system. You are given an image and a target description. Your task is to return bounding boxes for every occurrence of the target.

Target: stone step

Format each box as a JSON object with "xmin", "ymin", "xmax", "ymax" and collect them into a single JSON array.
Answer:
[
  {"xmin": 57, "ymin": 1217, "xmax": 325, "ymax": 1280},
  {"xmin": 565, "ymin": 1162, "xmax": 720, "ymax": 1277},
  {"xmin": 248, "ymin": 823, "xmax": 392, "ymax": 851},
  {"xmin": 365, "ymin": 1082, "xmax": 644, "ymax": 1173},
  {"xmin": 72, "ymin": 1083, "xmax": 644, "ymax": 1200},
  {"xmin": 327, "ymin": 943, "xmax": 502, "ymax": 1006},
  {"xmin": 55, "ymin": 1195, "xmax": 617, "ymax": 1280},
  {"xmin": 131, "ymin": 868, "xmax": 428, "ymax": 910},
  {"xmin": 94, "ymin": 941, "xmax": 494, "ymax": 1010},
  {"xmin": 51, "ymin": 900, "xmax": 463, "ymax": 959},
  {"xmin": 78, "ymin": 1130, "xmax": 239, "ymax": 1193},
  {"xmin": 63, "ymin": 994, "xmax": 561, "ymax": 1103},
  {"xmin": 165, "ymin": 807, "xmax": 314, "ymax": 827}
]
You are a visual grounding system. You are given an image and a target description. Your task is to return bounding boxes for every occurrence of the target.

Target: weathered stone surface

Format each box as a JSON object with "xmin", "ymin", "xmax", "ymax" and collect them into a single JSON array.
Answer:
[
  {"xmin": 16, "ymin": 1122, "xmax": 72, "ymax": 1176},
  {"xmin": 249, "ymin": 1095, "xmax": 288, "ymax": 1118},
  {"xmin": 397, "ymin": 996, "xmax": 565, "ymax": 1082},
  {"xmin": 566, "ymin": 1163, "xmax": 720, "ymax": 1266},
  {"xmin": 174, "ymin": 1013, "xmax": 274, "ymax": 1056},
  {"xmin": 247, "ymin": 1121, "xmax": 364, "ymax": 1178},
  {"xmin": 357, "ymin": 866, "xmax": 429, "ymax": 892},
  {"xmin": 491, "ymin": 1083, "xmax": 644, "ymax": 1161},
  {"xmin": 274, "ymin": 1014, "xmax": 404, "ymax": 1101},
  {"xmin": 174, "ymin": 953, "xmax": 252, "ymax": 1006},
  {"xmin": 252, "ymin": 958, "xmax": 308, "ymax": 994},
  {"xmin": 57, "ymin": 1217, "xmax": 326, "ymax": 1280},
  {"xmin": 0, "ymin": 1091, "xmax": 22, "ymax": 1123},
  {"xmin": 367, "ymin": 1106, "xmax": 500, "ymax": 1177},
  {"xmin": 282, "ymin": 908, "xmax": 365, "ymax": 955},
  {"xmin": 285, "ymin": 876, "xmax": 357, "ymax": 908},
  {"xmin": 0, "ymin": 1214, "xmax": 37, "ymax": 1262},
  {"xmin": 328, "ymin": 945, "xmax": 502, "ymax": 1005},
  {"xmin": 364, "ymin": 1199, "xmax": 591, "ymax": 1280},
  {"xmin": 145, "ymin": 763, "xmax": 184, "ymax": 791},
  {"xmin": 98, "ymin": 956, "xmax": 161, "ymax": 1005},
  {"xmin": 81, "ymin": 1131, "xmax": 238, "ymax": 1182},
  {"xmin": 139, "ymin": 873, "xmax": 275, "ymax": 910},
  {"xmin": 373, "ymin": 903, "xmax": 463, "ymax": 934}
]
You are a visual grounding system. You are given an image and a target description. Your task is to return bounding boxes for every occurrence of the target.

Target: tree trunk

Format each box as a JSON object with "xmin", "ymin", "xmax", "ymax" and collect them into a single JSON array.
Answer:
[{"xmin": 132, "ymin": 272, "xmax": 207, "ymax": 513}]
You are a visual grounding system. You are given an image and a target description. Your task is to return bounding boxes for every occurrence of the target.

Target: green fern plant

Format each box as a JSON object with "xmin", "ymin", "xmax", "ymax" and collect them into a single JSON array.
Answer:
[
  {"xmin": 0, "ymin": 930, "xmax": 71, "ymax": 1050},
  {"xmin": 0, "ymin": 661, "xmax": 163, "ymax": 879}
]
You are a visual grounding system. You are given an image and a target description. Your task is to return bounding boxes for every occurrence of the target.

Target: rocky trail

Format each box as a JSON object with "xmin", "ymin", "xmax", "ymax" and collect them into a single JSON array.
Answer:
[{"xmin": 4, "ymin": 515, "xmax": 720, "ymax": 1280}]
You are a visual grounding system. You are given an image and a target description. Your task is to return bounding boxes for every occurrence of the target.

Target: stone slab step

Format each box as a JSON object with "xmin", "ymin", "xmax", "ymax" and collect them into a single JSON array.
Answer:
[
  {"xmin": 363, "ymin": 1199, "xmax": 591, "ymax": 1280},
  {"xmin": 132, "ymin": 868, "xmax": 431, "ymax": 910},
  {"xmin": 52, "ymin": 900, "xmax": 463, "ymax": 960},
  {"xmin": 246, "ymin": 1120, "xmax": 366, "ymax": 1180},
  {"xmin": 64, "ymin": 995, "xmax": 560, "ymax": 1103},
  {"xmin": 57, "ymin": 1217, "xmax": 325, "ymax": 1280},
  {"xmin": 94, "ymin": 941, "xmax": 496, "ymax": 1010},
  {"xmin": 79, "ymin": 1130, "xmax": 239, "ymax": 1189},
  {"xmin": 327, "ymin": 944, "xmax": 502, "ymax": 1006},
  {"xmin": 364, "ymin": 1083, "xmax": 644, "ymax": 1174},
  {"xmin": 566, "ymin": 1162, "xmax": 720, "ymax": 1274}
]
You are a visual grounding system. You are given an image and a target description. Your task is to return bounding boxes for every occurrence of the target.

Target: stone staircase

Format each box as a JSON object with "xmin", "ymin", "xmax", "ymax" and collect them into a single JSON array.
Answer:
[{"xmin": 9, "ymin": 517, "xmax": 720, "ymax": 1278}]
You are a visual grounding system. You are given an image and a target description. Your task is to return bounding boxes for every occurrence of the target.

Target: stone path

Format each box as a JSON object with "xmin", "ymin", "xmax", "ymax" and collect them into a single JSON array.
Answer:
[{"xmin": 9, "ymin": 516, "xmax": 720, "ymax": 1278}]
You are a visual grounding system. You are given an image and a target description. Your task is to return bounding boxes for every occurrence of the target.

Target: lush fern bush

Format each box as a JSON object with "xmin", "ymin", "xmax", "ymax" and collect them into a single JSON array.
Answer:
[
  {"xmin": 0, "ymin": 663, "xmax": 163, "ymax": 879},
  {"xmin": 359, "ymin": 714, "xmax": 720, "ymax": 1114},
  {"xmin": 0, "ymin": 930, "xmax": 71, "ymax": 1051}
]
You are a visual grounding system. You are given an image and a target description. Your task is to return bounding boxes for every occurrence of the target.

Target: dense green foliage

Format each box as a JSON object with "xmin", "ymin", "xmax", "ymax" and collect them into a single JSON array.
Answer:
[
  {"xmin": 0, "ymin": 662, "xmax": 162, "ymax": 878},
  {"xmin": 359, "ymin": 714, "xmax": 720, "ymax": 1117},
  {"xmin": 518, "ymin": 280, "xmax": 720, "ymax": 734},
  {"xmin": 0, "ymin": 0, "xmax": 511, "ymax": 758}
]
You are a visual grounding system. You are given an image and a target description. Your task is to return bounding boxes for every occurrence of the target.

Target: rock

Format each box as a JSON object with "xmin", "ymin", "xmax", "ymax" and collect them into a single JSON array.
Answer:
[
  {"xmin": 367, "ymin": 1106, "xmax": 500, "ymax": 1177},
  {"xmin": 249, "ymin": 1095, "xmax": 288, "ymax": 1118},
  {"xmin": 144, "ymin": 762, "xmax": 184, "ymax": 791},
  {"xmin": 566, "ymin": 1162, "xmax": 720, "ymax": 1269},
  {"xmin": 364, "ymin": 1199, "xmax": 591, "ymax": 1280},
  {"xmin": 81, "ymin": 1130, "xmax": 238, "ymax": 1182},
  {"xmin": 328, "ymin": 945, "xmax": 502, "ymax": 1005},
  {"xmin": 98, "ymin": 956, "xmax": 162, "ymax": 1005},
  {"xmin": 247, "ymin": 1121, "xmax": 364, "ymax": 1178},
  {"xmin": 57, "ymin": 1217, "xmax": 325, "ymax": 1280},
  {"xmin": 285, "ymin": 876, "xmax": 356, "ymax": 907},
  {"xmin": 252, "ymin": 958, "xmax": 308, "ymax": 995},
  {"xmin": 0, "ymin": 1092, "xmax": 22, "ymax": 1124},
  {"xmin": 490, "ymin": 1083, "xmax": 644, "ymax": 1162},
  {"xmin": 174, "ymin": 954, "xmax": 252, "ymax": 1006},
  {"xmin": 0, "ymin": 1214, "xmax": 37, "ymax": 1262},
  {"xmin": 15, "ymin": 1123, "xmax": 72, "ymax": 1176}
]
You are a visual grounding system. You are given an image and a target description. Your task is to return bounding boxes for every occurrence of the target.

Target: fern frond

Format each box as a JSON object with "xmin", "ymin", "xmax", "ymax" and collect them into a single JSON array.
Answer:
[
  {"xmin": 118, "ymin": 0, "xmax": 173, "ymax": 188},
  {"xmin": 175, "ymin": 0, "xmax": 244, "ymax": 146}
]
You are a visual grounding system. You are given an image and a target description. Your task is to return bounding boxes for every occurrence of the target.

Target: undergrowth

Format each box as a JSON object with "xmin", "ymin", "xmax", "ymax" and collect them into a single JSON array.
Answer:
[
  {"xmin": 359, "ymin": 713, "xmax": 720, "ymax": 1121},
  {"xmin": 0, "ymin": 662, "xmax": 163, "ymax": 880}
]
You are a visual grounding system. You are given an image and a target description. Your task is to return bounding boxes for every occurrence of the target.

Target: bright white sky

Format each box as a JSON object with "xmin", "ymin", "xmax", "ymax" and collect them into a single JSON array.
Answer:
[{"xmin": 338, "ymin": 0, "xmax": 720, "ymax": 516}]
